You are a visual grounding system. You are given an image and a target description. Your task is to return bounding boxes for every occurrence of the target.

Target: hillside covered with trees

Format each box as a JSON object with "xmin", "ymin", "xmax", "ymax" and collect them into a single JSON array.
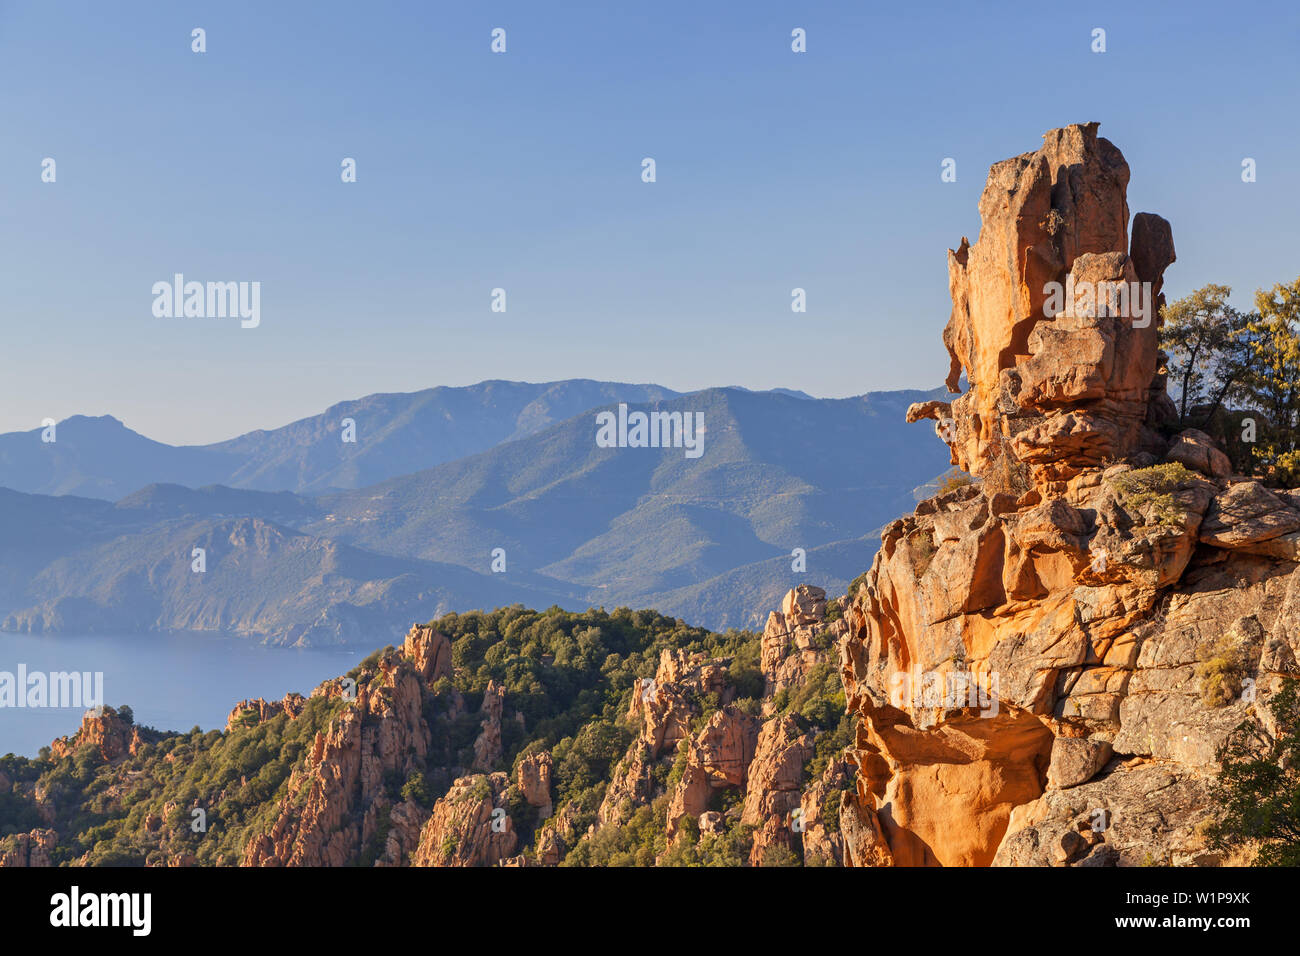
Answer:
[{"xmin": 0, "ymin": 592, "xmax": 854, "ymax": 867}]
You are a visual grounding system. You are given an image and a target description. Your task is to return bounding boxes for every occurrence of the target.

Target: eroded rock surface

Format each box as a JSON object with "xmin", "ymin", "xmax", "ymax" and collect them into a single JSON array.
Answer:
[
  {"xmin": 841, "ymin": 124, "xmax": 1296, "ymax": 868},
  {"xmin": 243, "ymin": 645, "xmax": 432, "ymax": 866},
  {"xmin": 585, "ymin": 595, "xmax": 853, "ymax": 866},
  {"xmin": 0, "ymin": 829, "xmax": 56, "ymax": 867},
  {"xmin": 410, "ymin": 773, "xmax": 517, "ymax": 867},
  {"xmin": 936, "ymin": 122, "xmax": 1174, "ymax": 493}
]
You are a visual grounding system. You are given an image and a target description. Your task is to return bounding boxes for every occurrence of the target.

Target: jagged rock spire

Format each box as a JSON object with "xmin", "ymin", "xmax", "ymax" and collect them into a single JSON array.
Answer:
[{"xmin": 913, "ymin": 123, "xmax": 1176, "ymax": 496}]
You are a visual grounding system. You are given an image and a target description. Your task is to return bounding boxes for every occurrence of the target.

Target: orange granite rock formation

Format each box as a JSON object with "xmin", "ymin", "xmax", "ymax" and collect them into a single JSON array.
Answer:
[{"xmin": 844, "ymin": 124, "xmax": 1297, "ymax": 867}]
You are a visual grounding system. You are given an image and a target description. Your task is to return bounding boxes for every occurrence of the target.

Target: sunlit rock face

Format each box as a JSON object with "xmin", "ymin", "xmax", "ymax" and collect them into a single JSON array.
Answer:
[
  {"xmin": 842, "ymin": 124, "xmax": 1299, "ymax": 868},
  {"xmin": 925, "ymin": 122, "xmax": 1176, "ymax": 496}
]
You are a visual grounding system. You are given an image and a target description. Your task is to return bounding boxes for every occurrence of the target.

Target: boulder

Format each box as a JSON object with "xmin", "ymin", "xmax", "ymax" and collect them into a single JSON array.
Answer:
[
  {"xmin": 1046, "ymin": 736, "xmax": 1113, "ymax": 790},
  {"xmin": 665, "ymin": 706, "xmax": 760, "ymax": 841},
  {"xmin": 1164, "ymin": 429, "xmax": 1232, "ymax": 478},
  {"xmin": 471, "ymin": 681, "xmax": 505, "ymax": 771},
  {"xmin": 1199, "ymin": 481, "xmax": 1300, "ymax": 548}
]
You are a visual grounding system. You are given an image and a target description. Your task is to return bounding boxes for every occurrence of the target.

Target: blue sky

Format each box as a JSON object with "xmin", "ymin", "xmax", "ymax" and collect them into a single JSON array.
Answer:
[{"xmin": 2, "ymin": 0, "xmax": 1297, "ymax": 444}]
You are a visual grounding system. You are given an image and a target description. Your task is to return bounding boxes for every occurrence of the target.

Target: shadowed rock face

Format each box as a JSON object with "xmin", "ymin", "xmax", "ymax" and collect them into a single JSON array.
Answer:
[{"xmin": 844, "ymin": 124, "xmax": 1300, "ymax": 868}]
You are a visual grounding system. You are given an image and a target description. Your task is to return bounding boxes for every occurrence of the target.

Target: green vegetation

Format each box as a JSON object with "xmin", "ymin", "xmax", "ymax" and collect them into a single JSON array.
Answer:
[
  {"xmin": 0, "ymin": 697, "xmax": 346, "ymax": 865},
  {"xmin": 400, "ymin": 771, "xmax": 434, "ymax": 809},
  {"xmin": 0, "ymin": 601, "xmax": 859, "ymax": 867},
  {"xmin": 1196, "ymin": 632, "xmax": 1254, "ymax": 707},
  {"xmin": 0, "ymin": 605, "xmax": 777, "ymax": 866},
  {"xmin": 937, "ymin": 470, "xmax": 975, "ymax": 495},
  {"xmin": 1106, "ymin": 462, "xmax": 1195, "ymax": 526},
  {"xmin": 1240, "ymin": 281, "xmax": 1300, "ymax": 484},
  {"xmin": 756, "ymin": 843, "xmax": 801, "ymax": 867},
  {"xmin": 1208, "ymin": 679, "xmax": 1300, "ymax": 865},
  {"xmin": 773, "ymin": 663, "xmax": 846, "ymax": 729},
  {"xmin": 908, "ymin": 529, "xmax": 938, "ymax": 577},
  {"xmin": 1161, "ymin": 284, "xmax": 1253, "ymax": 433},
  {"xmin": 1160, "ymin": 277, "xmax": 1300, "ymax": 484},
  {"xmin": 563, "ymin": 798, "xmax": 672, "ymax": 867},
  {"xmin": 820, "ymin": 788, "xmax": 844, "ymax": 831},
  {"xmin": 432, "ymin": 604, "xmax": 765, "ymax": 846},
  {"xmin": 659, "ymin": 821, "xmax": 757, "ymax": 867},
  {"xmin": 440, "ymin": 832, "xmax": 458, "ymax": 862}
]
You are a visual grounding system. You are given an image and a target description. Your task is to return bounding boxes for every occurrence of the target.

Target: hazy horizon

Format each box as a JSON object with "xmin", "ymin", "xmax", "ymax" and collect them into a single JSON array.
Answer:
[{"xmin": 0, "ymin": 376, "xmax": 946, "ymax": 447}]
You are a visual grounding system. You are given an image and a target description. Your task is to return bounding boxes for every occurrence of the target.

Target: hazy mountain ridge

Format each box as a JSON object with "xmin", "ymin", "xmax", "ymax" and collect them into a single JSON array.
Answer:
[
  {"xmin": 302, "ymin": 386, "xmax": 946, "ymax": 627},
  {"xmin": 0, "ymin": 380, "xmax": 682, "ymax": 500},
  {"xmin": 0, "ymin": 383, "xmax": 950, "ymax": 641}
]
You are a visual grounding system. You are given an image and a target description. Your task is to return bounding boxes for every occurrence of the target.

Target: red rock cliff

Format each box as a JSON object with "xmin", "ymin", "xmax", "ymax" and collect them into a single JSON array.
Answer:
[{"xmin": 842, "ymin": 123, "xmax": 1298, "ymax": 867}]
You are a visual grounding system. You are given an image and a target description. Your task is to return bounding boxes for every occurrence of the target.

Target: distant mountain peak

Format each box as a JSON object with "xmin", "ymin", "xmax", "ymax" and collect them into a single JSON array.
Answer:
[
  {"xmin": 719, "ymin": 386, "xmax": 818, "ymax": 400},
  {"xmin": 57, "ymin": 414, "xmax": 128, "ymax": 428}
]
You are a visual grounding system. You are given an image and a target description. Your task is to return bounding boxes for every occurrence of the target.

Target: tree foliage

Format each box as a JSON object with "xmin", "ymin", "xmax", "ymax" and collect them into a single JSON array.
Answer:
[
  {"xmin": 1160, "ymin": 284, "xmax": 1252, "ymax": 428},
  {"xmin": 1160, "ymin": 277, "xmax": 1300, "ymax": 484},
  {"xmin": 1208, "ymin": 679, "xmax": 1300, "ymax": 866},
  {"xmin": 1240, "ymin": 279, "xmax": 1300, "ymax": 484}
]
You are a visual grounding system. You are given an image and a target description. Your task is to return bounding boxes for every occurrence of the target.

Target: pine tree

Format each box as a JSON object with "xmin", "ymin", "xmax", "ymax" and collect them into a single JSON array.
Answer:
[
  {"xmin": 1208, "ymin": 679, "xmax": 1300, "ymax": 866},
  {"xmin": 1159, "ymin": 284, "xmax": 1252, "ymax": 429}
]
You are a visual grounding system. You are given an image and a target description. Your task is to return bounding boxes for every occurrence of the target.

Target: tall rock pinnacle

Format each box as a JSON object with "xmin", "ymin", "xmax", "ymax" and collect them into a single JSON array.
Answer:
[
  {"xmin": 912, "ymin": 122, "xmax": 1176, "ymax": 497},
  {"xmin": 841, "ymin": 124, "xmax": 1298, "ymax": 868}
]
